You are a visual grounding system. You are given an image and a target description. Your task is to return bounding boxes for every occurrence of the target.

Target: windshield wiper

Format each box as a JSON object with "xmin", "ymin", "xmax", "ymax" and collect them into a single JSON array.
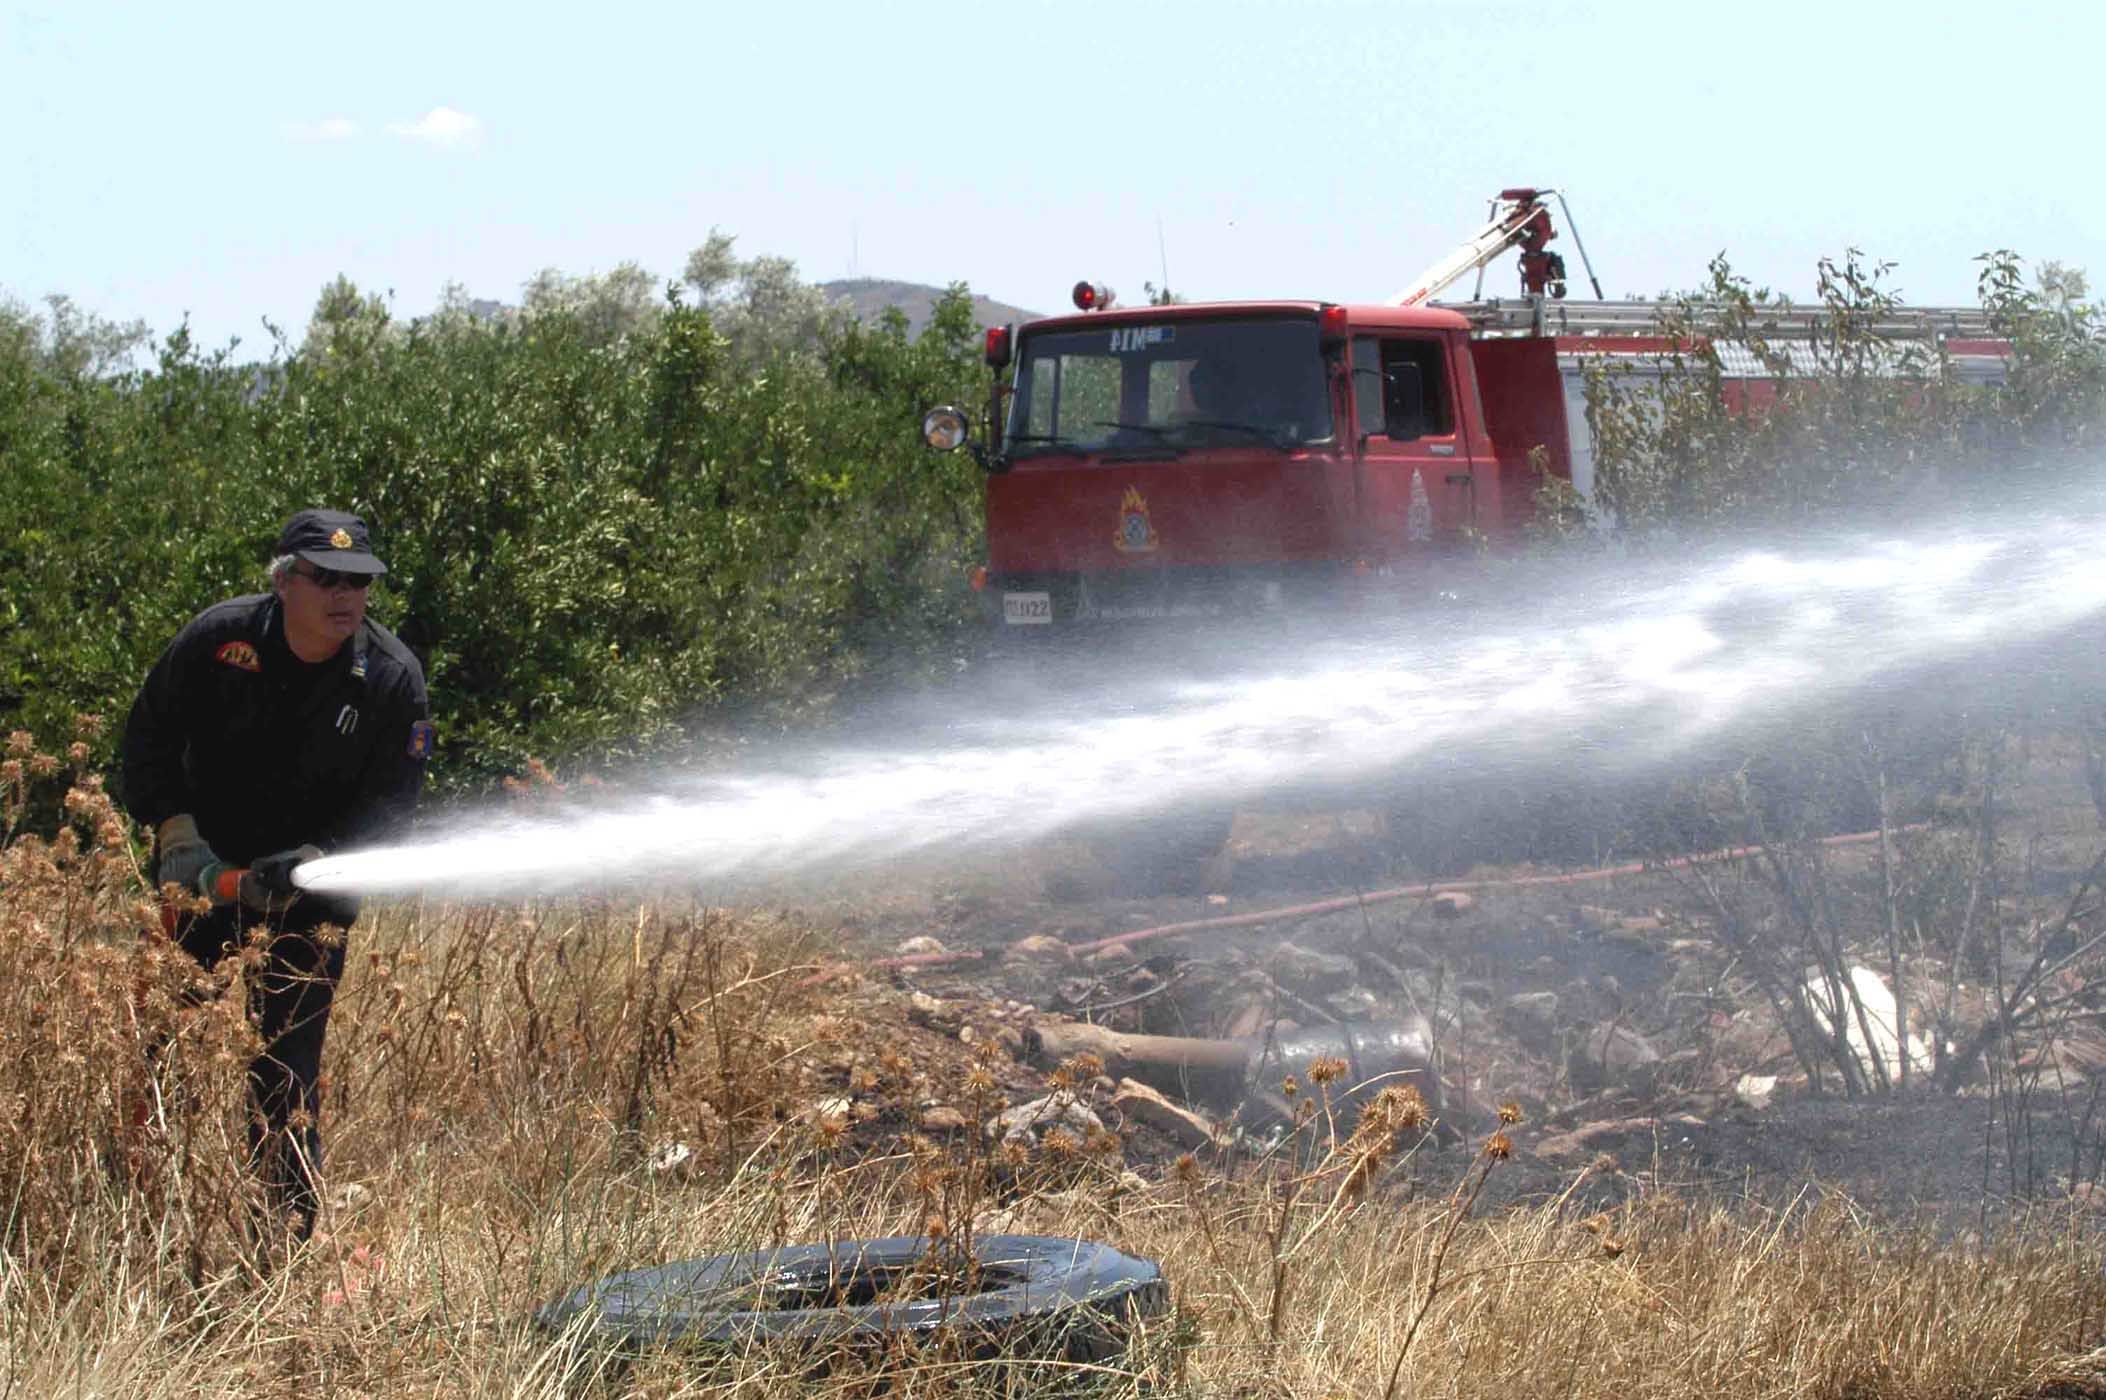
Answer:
[
  {"xmin": 1090, "ymin": 420, "xmax": 1184, "ymax": 441},
  {"xmin": 1088, "ymin": 421, "xmax": 1189, "ymax": 460},
  {"xmin": 1177, "ymin": 418, "xmax": 1292, "ymax": 447},
  {"xmin": 1005, "ymin": 432, "xmax": 1086, "ymax": 457}
]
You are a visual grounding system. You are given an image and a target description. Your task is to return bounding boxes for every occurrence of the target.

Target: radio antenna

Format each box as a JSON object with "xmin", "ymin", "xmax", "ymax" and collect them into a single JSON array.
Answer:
[{"xmin": 1156, "ymin": 215, "xmax": 1171, "ymax": 303}]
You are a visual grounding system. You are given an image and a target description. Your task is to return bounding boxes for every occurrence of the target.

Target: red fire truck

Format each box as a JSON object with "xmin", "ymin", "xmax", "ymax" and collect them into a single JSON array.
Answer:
[{"xmin": 924, "ymin": 189, "xmax": 2009, "ymax": 639}]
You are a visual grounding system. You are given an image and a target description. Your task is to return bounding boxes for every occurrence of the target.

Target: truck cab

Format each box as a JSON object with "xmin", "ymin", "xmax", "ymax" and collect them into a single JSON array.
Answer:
[{"xmin": 947, "ymin": 298, "xmax": 1534, "ymax": 638}]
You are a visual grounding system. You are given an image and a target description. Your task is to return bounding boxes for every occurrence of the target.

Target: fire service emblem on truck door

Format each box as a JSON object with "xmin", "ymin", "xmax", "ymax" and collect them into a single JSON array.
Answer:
[
  {"xmin": 1407, "ymin": 468, "xmax": 1433, "ymax": 543},
  {"xmin": 1113, "ymin": 486, "xmax": 1160, "ymax": 554}
]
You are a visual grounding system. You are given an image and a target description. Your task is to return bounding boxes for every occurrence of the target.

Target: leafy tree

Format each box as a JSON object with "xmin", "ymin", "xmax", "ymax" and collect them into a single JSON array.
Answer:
[
  {"xmin": 519, "ymin": 262, "xmax": 661, "ymax": 347},
  {"xmin": 1975, "ymin": 250, "xmax": 2106, "ymax": 455},
  {"xmin": 1562, "ymin": 248, "xmax": 2091, "ymax": 536},
  {"xmin": 0, "ymin": 246, "xmax": 995, "ymax": 804},
  {"xmin": 0, "ymin": 292, "xmax": 151, "ymax": 378},
  {"xmin": 302, "ymin": 275, "xmax": 397, "ymax": 362},
  {"xmin": 681, "ymin": 228, "xmax": 846, "ymax": 362}
]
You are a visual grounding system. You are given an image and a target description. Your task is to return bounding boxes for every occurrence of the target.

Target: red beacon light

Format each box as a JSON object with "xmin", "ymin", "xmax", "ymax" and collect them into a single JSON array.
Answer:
[
  {"xmin": 1319, "ymin": 303, "xmax": 1349, "ymax": 344},
  {"xmin": 984, "ymin": 324, "xmax": 1012, "ymax": 368},
  {"xmin": 1072, "ymin": 280, "xmax": 1116, "ymax": 312}
]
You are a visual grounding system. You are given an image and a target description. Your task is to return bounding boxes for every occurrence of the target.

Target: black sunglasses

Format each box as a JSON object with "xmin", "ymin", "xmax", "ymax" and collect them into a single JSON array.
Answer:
[{"xmin": 293, "ymin": 563, "xmax": 375, "ymax": 591}]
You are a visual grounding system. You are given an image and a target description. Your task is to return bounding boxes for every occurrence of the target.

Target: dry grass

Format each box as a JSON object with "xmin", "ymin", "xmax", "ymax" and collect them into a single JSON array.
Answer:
[{"xmin": 3, "ymin": 725, "xmax": 2104, "ymax": 1397}]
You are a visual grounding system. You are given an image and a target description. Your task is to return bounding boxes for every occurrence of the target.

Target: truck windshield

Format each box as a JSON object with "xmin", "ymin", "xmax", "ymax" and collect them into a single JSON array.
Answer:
[{"xmin": 1006, "ymin": 316, "xmax": 1332, "ymax": 457}]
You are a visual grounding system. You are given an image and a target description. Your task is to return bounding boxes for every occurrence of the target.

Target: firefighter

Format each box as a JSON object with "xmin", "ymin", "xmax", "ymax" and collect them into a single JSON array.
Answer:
[
  {"xmin": 121, "ymin": 508, "xmax": 432, "ymax": 1240},
  {"xmin": 1183, "ymin": 357, "xmax": 1240, "ymax": 419}
]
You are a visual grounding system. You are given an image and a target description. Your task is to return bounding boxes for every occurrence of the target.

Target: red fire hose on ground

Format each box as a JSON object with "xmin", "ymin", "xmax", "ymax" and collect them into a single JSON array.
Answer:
[{"xmin": 797, "ymin": 825, "xmax": 1919, "ymax": 989}]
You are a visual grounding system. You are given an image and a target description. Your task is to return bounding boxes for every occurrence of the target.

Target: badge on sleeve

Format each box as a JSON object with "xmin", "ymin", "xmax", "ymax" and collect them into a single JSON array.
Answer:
[
  {"xmin": 215, "ymin": 641, "xmax": 262, "ymax": 672},
  {"xmin": 407, "ymin": 720, "xmax": 436, "ymax": 760}
]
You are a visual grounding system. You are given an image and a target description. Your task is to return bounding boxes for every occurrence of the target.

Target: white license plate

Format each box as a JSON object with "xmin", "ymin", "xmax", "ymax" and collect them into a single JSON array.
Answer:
[{"xmin": 1002, "ymin": 591, "xmax": 1053, "ymax": 625}]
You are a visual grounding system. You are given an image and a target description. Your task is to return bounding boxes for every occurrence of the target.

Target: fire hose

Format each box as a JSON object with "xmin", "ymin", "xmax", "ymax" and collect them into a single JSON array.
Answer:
[{"xmin": 798, "ymin": 824, "xmax": 1922, "ymax": 988}]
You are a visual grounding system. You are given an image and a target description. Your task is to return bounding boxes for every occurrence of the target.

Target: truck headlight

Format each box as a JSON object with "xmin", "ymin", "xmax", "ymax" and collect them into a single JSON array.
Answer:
[{"xmin": 922, "ymin": 406, "xmax": 971, "ymax": 452}]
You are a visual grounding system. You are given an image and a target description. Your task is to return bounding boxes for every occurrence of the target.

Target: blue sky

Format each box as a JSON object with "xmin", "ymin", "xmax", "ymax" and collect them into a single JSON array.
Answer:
[{"xmin": 4, "ymin": 0, "xmax": 2096, "ymax": 354}]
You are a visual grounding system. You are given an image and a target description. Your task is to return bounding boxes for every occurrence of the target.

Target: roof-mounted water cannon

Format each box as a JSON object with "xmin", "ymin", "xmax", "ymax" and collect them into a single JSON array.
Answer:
[
  {"xmin": 1072, "ymin": 280, "xmax": 1116, "ymax": 312},
  {"xmin": 1389, "ymin": 186, "xmax": 1603, "ymax": 308}
]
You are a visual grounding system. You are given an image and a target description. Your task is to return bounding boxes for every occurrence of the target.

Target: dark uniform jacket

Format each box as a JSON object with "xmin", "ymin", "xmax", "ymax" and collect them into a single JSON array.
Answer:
[{"xmin": 121, "ymin": 593, "xmax": 431, "ymax": 867}]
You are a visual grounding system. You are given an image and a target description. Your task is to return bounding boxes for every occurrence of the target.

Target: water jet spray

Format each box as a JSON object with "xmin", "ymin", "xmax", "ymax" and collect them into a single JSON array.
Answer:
[{"xmin": 291, "ymin": 494, "xmax": 2106, "ymax": 903}]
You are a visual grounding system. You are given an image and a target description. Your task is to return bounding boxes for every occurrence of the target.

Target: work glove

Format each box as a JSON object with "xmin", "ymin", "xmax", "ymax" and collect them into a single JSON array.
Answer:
[
  {"xmin": 154, "ymin": 814, "xmax": 236, "ymax": 905},
  {"xmin": 240, "ymin": 844, "xmax": 323, "ymax": 916}
]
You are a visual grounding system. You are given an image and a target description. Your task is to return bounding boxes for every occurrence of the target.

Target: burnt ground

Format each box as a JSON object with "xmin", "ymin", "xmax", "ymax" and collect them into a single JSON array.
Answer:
[{"xmin": 774, "ymin": 736, "xmax": 2106, "ymax": 1237}]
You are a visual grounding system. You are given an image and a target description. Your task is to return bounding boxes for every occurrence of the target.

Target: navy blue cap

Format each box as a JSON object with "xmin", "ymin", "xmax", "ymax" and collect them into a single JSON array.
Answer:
[{"xmin": 277, "ymin": 509, "xmax": 387, "ymax": 576}]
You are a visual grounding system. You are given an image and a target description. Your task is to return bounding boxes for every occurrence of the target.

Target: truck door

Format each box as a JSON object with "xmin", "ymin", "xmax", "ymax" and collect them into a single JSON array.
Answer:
[{"xmin": 1351, "ymin": 334, "xmax": 1477, "ymax": 561}]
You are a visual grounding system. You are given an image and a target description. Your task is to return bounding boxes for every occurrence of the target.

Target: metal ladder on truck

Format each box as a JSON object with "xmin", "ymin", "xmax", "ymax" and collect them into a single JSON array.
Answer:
[
  {"xmin": 1393, "ymin": 187, "xmax": 1999, "ymax": 354},
  {"xmin": 1447, "ymin": 297, "xmax": 1998, "ymax": 345}
]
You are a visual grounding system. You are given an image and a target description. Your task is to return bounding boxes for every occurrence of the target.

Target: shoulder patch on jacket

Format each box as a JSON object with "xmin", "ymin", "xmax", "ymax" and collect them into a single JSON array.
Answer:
[
  {"xmin": 407, "ymin": 720, "xmax": 436, "ymax": 760},
  {"xmin": 215, "ymin": 641, "xmax": 262, "ymax": 672}
]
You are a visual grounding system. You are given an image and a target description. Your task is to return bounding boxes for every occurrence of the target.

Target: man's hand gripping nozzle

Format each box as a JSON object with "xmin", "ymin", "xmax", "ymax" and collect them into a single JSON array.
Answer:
[{"xmin": 241, "ymin": 844, "xmax": 324, "ymax": 915}]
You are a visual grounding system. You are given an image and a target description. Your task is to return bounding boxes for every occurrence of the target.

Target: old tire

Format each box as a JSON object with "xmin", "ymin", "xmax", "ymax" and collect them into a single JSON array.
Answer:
[{"xmin": 534, "ymin": 1233, "xmax": 1169, "ymax": 1364}]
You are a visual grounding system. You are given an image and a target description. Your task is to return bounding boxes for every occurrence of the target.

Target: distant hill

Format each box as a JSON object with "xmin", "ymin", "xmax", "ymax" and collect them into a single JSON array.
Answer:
[{"xmin": 819, "ymin": 278, "xmax": 1044, "ymax": 338}]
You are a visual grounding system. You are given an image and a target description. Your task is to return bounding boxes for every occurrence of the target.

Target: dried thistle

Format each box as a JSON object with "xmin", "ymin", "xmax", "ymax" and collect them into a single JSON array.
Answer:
[
  {"xmin": 1061, "ymin": 1051, "xmax": 1106, "ymax": 1081},
  {"xmin": 1308, "ymin": 1055, "xmax": 1347, "ymax": 1085},
  {"xmin": 1497, "ymin": 1100, "xmax": 1523, "ymax": 1125},
  {"xmin": 1362, "ymin": 1083, "xmax": 1427, "ymax": 1136}
]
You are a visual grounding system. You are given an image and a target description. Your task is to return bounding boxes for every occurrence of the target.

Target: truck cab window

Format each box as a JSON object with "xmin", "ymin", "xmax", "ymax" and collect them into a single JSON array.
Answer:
[
  {"xmin": 1380, "ymin": 339, "xmax": 1451, "ymax": 440},
  {"xmin": 1008, "ymin": 316, "xmax": 1333, "ymax": 454},
  {"xmin": 1352, "ymin": 338, "xmax": 1385, "ymax": 439},
  {"xmin": 1352, "ymin": 336, "xmax": 1451, "ymax": 441},
  {"xmin": 1023, "ymin": 356, "xmax": 1059, "ymax": 439},
  {"xmin": 1149, "ymin": 359, "xmax": 1194, "ymax": 421}
]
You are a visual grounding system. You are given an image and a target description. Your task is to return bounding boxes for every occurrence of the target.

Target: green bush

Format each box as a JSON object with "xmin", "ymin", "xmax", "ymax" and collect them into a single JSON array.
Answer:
[
  {"xmin": 1567, "ymin": 249, "xmax": 2106, "ymax": 536},
  {"xmin": 1540, "ymin": 249, "xmax": 2106, "ymax": 845},
  {"xmin": 0, "ymin": 270, "xmax": 994, "ymax": 800}
]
